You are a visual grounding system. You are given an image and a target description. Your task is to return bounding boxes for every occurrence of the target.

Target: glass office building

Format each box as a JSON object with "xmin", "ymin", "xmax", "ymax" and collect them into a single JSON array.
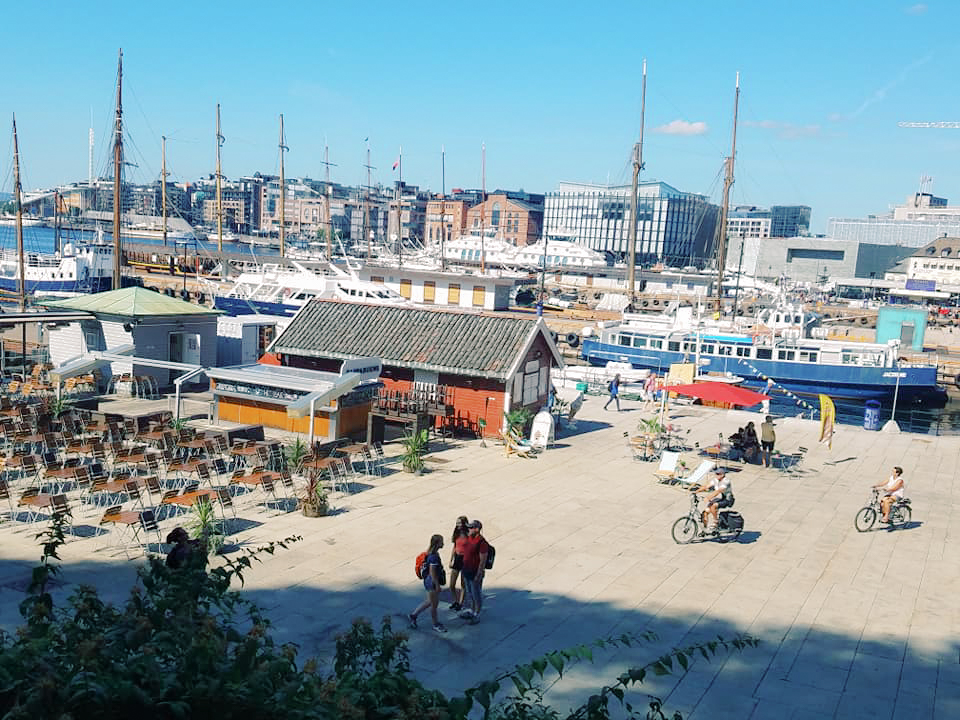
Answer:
[{"xmin": 543, "ymin": 181, "xmax": 719, "ymax": 267}]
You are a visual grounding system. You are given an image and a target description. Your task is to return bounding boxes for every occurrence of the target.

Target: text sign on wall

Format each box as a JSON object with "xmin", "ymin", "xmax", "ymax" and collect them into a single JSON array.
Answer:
[
  {"xmin": 905, "ymin": 278, "xmax": 936, "ymax": 292},
  {"xmin": 340, "ymin": 356, "xmax": 382, "ymax": 382}
]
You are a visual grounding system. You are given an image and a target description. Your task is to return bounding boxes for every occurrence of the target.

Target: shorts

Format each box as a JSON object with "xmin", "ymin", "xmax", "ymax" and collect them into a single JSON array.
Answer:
[
  {"xmin": 761, "ymin": 441, "xmax": 774, "ymax": 452},
  {"xmin": 710, "ymin": 495, "xmax": 734, "ymax": 510},
  {"xmin": 451, "ymin": 553, "xmax": 464, "ymax": 571}
]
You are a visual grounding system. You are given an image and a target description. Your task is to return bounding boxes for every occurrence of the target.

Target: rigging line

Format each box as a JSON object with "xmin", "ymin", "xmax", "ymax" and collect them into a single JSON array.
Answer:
[{"xmin": 738, "ymin": 96, "xmax": 809, "ymax": 203}]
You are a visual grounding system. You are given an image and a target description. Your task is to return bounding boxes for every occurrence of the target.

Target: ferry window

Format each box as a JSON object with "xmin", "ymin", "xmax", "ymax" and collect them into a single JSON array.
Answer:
[
  {"xmin": 777, "ymin": 350, "xmax": 795, "ymax": 360},
  {"xmin": 371, "ymin": 276, "xmax": 384, "ymax": 283},
  {"xmin": 718, "ymin": 345, "xmax": 732, "ymax": 356},
  {"xmin": 799, "ymin": 351, "xmax": 818, "ymax": 362},
  {"xmin": 618, "ymin": 334, "xmax": 633, "ymax": 347},
  {"xmin": 736, "ymin": 346, "xmax": 751, "ymax": 357},
  {"xmin": 666, "ymin": 281, "xmax": 674, "ymax": 289},
  {"xmin": 682, "ymin": 341, "xmax": 694, "ymax": 352},
  {"xmin": 423, "ymin": 281, "xmax": 436, "ymax": 304},
  {"xmin": 650, "ymin": 339, "xmax": 663, "ymax": 349},
  {"xmin": 794, "ymin": 315, "xmax": 802, "ymax": 323},
  {"xmin": 632, "ymin": 337, "xmax": 647, "ymax": 348},
  {"xmin": 701, "ymin": 344, "xmax": 715, "ymax": 354},
  {"xmin": 667, "ymin": 341, "xmax": 680, "ymax": 351},
  {"xmin": 400, "ymin": 280, "xmax": 412, "ymax": 299},
  {"xmin": 448, "ymin": 283, "xmax": 461, "ymax": 304},
  {"xmin": 472, "ymin": 285, "xmax": 485, "ymax": 307},
  {"xmin": 757, "ymin": 348, "xmax": 772, "ymax": 359},
  {"xmin": 841, "ymin": 352, "xmax": 853, "ymax": 363}
]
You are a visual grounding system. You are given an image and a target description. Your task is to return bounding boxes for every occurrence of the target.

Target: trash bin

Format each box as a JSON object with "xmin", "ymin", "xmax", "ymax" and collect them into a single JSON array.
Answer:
[
  {"xmin": 863, "ymin": 400, "xmax": 881, "ymax": 430},
  {"xmin": 575, "ymin": 382, "xmax": 589, "ymax": 393}
]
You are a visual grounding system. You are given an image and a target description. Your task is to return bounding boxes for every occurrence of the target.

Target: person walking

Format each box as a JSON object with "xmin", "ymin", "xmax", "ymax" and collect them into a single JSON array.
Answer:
[
  {"xmin": 760, "ymin": 415, "xmax": 776, "ymax": 467},
  {"xmin": 409, "ymin": 534, "xmax": 447, "ymax": 633},
  {"xmin": 603, "ymin": 374, "xmax": 621, "ymax": 411},
  {"xmin": 458, "ymin": 520, "xmax": 490, "ymax": 624},
  {"xmin": 448, "ymin": 516, "xmax": 470, "ymax": 611}
]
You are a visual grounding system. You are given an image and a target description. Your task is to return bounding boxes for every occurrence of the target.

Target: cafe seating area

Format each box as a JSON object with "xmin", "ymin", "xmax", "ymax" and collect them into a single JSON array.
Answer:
[{"xmin": 0, "ymin": 392, "xmax": 394, "ymax": 559}]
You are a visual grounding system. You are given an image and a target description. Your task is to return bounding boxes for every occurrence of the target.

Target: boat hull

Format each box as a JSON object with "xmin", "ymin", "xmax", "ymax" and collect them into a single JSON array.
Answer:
[
  {"xmin": 0, "ymin": 275, "xmax": 112, "ymax": 296},
  {"xmin": 581, "ymin": 338, "xmax": 943, "ymax": 401}
]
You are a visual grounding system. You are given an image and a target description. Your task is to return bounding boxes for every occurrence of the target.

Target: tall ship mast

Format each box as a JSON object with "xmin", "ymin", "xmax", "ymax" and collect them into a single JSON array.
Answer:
[
  {"xmin": 278, "ymin": 114, "xmax": 287, "ymax": 257},
  {"xmin": 112, "ymin": 49, "xmax": 124, "ymax": 289},
  {"xmin": 12, "ymin": 116, "xmax": 25, "ymax": 311},
  {"xmin": 714, "ymin": 72, "xmax": 740, "ymax": 310},
  {"xmin": 626, "ymin": 59, "xmax": 647, "ymax": 307}
]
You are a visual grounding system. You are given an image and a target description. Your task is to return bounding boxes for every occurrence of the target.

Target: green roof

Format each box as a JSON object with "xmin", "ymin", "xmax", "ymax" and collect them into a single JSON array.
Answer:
[{"xmin": 42, "ymin": 287, "xmax": 221, "ymax": 318}]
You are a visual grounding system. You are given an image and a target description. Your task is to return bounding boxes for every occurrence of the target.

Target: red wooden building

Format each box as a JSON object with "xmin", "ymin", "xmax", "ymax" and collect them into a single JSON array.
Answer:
[{"xmin": 262, "ymin": 300, "xmax": 564, "ymax": 437}]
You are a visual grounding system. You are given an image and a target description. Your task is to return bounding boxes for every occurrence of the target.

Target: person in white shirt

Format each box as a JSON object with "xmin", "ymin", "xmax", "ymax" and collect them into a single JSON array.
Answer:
[
  {"xmin": 872, "ymin": 466, "xmax": 904, "ymax": 523},
  {"xmin": 695, "ymin": 468, "xmax": 734, "ymax": 534}
]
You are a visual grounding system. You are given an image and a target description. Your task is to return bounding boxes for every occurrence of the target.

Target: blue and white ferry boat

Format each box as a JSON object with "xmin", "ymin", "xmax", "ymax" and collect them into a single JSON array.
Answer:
[
  {"xmin": 0, "ymin": 235, "xmax": 114, "ymax": 296},
  {"xmin": 581, "ymin": 304, "xmax": 944, "ymax": 401}
]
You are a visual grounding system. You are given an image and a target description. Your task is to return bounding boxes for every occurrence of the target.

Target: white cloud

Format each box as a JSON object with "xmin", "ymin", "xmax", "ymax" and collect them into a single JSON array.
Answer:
[
  {"xmin": 905, "ymin": 4, "xmax": 927, "ymax": 15},
  {"xmin": 744, "ymin": 120, "xmax": 820, "ymax": 139},
  {"xmin": 652, "ymin": 119, "xmax": 708, "ymax": 136}
]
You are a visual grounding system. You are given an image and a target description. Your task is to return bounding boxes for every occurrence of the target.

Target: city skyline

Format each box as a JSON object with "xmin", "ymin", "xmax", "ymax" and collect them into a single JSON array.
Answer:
[{"xmin": 2, "ymin": 2, "xmax": 958, "ymax": 235}]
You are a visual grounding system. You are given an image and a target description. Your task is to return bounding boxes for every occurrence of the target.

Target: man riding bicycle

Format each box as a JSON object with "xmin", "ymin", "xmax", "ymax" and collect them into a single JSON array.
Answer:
[
  {"xmin": 872, "ymin": 466, "xmax": 904, "ymax": 523},
  {"xmin": 694, "ymin": 468, "xmax": 734, "ymax": 535}
]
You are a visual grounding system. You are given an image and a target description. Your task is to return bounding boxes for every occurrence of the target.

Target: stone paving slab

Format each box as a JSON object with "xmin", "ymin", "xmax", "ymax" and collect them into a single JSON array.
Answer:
[{"xmin": 0, "ymin": 396, "xmax": 959, "ymax": 717}]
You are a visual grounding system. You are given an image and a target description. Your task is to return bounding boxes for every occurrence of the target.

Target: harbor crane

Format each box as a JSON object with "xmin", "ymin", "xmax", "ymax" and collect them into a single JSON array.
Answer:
[{"xmin": 899, "ymin": 122, "xmax": 960, "ymax": 128}]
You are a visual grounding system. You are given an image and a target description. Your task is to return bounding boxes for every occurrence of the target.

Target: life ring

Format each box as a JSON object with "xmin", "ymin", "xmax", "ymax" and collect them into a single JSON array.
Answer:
[
  {"xmin": 652, "ymin": 299, "xmax": 661, "ymax": 307},
  {"xmin": 565, "ymin": 332, "xmax": 580, "ymax": 348},
  {"xmin": 642, "ymin": 300, "xmax": 650, "ymax": 307},
  {"xmin": 860, "ymin": 317, "xmax": 869, "ymax": 326}
]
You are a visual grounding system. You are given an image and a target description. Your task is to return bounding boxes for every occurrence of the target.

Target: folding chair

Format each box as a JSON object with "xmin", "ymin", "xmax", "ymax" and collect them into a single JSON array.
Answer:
[
  {"xmin": 259, "ymin": 476, "xmax": 284, "ymax": 514},
  {"xmin": 652, "ymin": 451, "xmax": 682, "ymax": 484},
  {"xmin": 50, "ymin": 494, "xmax": 74, "ymax": 535},
  {"xmin": 328, "ymin": 460, "xmax": 352, "ymax": 495},
  {"xmin": 278, "ymin": 469, "xmax": 297, "ymax": 498},
  {"xmin": 157, "ymin": 490, "xmax": 182, "ymax": 521},
  {"xmin": 781, "ymin": 446, "xmax": 809, "ymax": 476},
  {"xmin": 0, "ymin": 480, "xmax": 15, "ymax": 521},
  {"xmin": 215, "ymin": 487, "xmax": 236, "ymax": 519},
  {"xmin": 132, "ymin": 510, "xmax": 162, "ymax": 557},
  {"xmin": 676, "ymin": 460, "xmax": 716, "ymax": 488}
]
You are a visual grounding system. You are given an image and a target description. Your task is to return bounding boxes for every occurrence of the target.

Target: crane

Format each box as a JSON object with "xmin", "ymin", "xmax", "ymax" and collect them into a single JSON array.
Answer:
[{"xmin": 899, "ymin": 122, "xmax": 960, "ymax": 128}]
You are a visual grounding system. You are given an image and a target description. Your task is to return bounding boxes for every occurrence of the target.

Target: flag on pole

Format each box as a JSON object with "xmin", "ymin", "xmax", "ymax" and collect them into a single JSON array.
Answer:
[
  {"xmin": 392, "ymin": 158, "xmax": 400, "ymax": 171},
  {"xmin": 818, "ymin": 394, "xmax": 835, "ymax": 449}
]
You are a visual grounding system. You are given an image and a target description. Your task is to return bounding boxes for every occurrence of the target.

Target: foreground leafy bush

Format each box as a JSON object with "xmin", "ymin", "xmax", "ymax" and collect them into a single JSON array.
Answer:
[{"xmin": 0, "ymin": 517, "xmax": 757, "ymax": 719}]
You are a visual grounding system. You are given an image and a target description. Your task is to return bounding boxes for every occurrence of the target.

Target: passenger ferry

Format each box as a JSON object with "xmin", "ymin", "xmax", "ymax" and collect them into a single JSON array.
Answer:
[
  {"xmin": 0, "ymin": 235, "xmax": 114, "ymax": 296},
  {"xmin": 580, "ymin": 304, "xmax": 944, "ymax": 401}
]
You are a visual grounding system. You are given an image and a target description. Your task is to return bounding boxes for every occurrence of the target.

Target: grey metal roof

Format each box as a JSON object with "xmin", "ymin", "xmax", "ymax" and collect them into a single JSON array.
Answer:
[{"xmin": 271, "ymin": 301, "xmax": 544, "ymax": 380}]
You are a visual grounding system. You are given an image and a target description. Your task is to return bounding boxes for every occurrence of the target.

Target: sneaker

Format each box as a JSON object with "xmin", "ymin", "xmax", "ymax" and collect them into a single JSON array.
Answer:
[
  {"xmin": 448, "ymin": 602, "xmax": 461, "ymax": 612},
  {"xmin": 468, "ymin": 616, "xmax": 479, "ymax": 625},
  {"xmin": 433, "ymin": 623, "xmax": 447, "ymax": 633},
  {"xmin": 458, "ymin": 609, "xmax": 475, "ymax": 620},
  {"xmin": 407, "ymin": 613, "xmax": 418, "ymax": 629}
]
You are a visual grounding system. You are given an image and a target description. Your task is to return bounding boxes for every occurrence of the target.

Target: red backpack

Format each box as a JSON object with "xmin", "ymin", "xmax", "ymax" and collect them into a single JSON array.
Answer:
[{"xmin": 415, "ymin": 551, "xmax": 428, "ymax": 579}]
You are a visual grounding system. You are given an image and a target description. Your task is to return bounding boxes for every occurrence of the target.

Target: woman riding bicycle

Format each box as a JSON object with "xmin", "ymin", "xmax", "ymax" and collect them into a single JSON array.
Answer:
[
  {"xmin": 694, "ymin": 468, "xmax": 734, "ymax": 535},
  {"xmin": 872, "ymin": 466, "xmax": 904, "ymax": 523}
]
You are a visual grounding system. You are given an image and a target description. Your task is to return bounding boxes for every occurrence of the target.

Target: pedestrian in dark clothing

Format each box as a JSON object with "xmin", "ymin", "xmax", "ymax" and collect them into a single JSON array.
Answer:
[{"xmin": 603, "ymin": 374, "xmax": 621, "ymax": 411}]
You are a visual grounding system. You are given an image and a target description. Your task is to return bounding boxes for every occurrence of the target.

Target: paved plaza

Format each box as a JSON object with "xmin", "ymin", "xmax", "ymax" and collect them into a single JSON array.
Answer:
[{"xmin": 1, "ymin": 396, "xmax": 958, "ymax": 718}]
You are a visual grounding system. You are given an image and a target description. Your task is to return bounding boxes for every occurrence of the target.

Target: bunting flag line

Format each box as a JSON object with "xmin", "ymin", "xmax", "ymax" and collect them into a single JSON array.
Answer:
[{"xmin": 735, "ymin": 359, "xmax": 819, "ymax": 418}]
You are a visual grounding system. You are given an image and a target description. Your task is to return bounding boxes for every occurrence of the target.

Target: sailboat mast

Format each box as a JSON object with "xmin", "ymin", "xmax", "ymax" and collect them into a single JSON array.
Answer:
[
  {"xmin": 324, "ymin": 143, "xmax": 333, "ymax": 261},
  {"xmin": 440, "ymin": 145, "xmax": 446, "ymax": 272},
  {"xmin": 53, "ymin": 189, "xmax": 61, "ymax": 255},
  {"xmin": 397, "ymin": 146, "xmax": 403, "ymax": 268},
  {"xmin": 161, "ymin": 135, "xmax": 168, "ymax": 247},
  {"xmin": 364, "ymin": 143, "xmax": 372, "ymax": 260},
  {"xmin": 714, "ymin": 72, "xmax": 740, "ymax": 311},
  {"xmin": 278, "ymin": 114, "xmax": 287, "ymax": 257},
  {"xmin": 627, "ymin": 59, "xmax": 646, "ymax": 306},
  {"xmin": 12, "ymin": 115, "xmax": 25, "ymax": 312},
  {"xmin": 112, "ymin": 49, "xmax": 123, "ymax": 290},
  {"xmin": 480, "ymin": 142, "xmax": 486, "ymax": 274},
  {"xmin": 216, "ymin": 103, "xmax": 224, "ymax": 257}
]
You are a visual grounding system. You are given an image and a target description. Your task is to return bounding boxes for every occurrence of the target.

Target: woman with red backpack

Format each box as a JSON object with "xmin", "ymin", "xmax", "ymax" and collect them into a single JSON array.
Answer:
[{"xmin": 408, "ymin": 534, "xmax": 447, "ymax": 634}]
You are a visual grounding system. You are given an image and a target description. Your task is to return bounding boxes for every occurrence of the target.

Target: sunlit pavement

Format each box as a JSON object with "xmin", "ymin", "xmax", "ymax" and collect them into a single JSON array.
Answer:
[{"xmin": 1, "ymin": 396, "xmax": 957, "ymax": 718}]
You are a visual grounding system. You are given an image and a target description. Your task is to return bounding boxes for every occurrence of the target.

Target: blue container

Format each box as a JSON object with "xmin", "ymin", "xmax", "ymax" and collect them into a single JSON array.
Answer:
[{"xmin": 863, "ymin": 400, "xmax": 881, "ymax": 431}]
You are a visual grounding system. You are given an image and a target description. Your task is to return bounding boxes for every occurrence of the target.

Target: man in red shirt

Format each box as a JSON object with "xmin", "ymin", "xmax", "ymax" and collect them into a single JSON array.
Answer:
[{"xmin": 459, "ymin": 520, "xmax": 489, "ymax": 624}]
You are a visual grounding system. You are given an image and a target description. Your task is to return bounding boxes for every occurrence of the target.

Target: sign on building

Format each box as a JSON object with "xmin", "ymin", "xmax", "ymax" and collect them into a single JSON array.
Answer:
[{"xmin": 905, "ymin": 278, "xmax": 936, "ymax": 292}]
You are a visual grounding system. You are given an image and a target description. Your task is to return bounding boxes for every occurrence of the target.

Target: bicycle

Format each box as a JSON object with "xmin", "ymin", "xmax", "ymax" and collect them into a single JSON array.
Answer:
[
  {"xmin": 671, "ymin": 490, "xmax": 744, "ymax": 544},
  {"xmin": 854, "ymin": 488, "xmax": 912, "ymax": 532}
]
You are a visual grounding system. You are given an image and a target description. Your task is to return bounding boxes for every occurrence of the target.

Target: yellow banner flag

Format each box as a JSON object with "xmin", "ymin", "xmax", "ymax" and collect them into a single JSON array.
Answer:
[{"xmin": 818, "ymin": 394, "xmax": 835, "ymax": 449}]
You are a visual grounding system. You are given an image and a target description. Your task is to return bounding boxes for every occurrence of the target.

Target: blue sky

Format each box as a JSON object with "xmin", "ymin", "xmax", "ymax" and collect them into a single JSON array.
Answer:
[{"xmin": 2, "ymin": 1, "xmax": 958, "ymax": 233}]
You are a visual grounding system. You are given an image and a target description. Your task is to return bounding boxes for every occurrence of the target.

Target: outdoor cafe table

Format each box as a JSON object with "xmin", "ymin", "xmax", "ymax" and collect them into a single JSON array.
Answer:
[
  {"xmin": 18, "ymin": 492, "xmax": 55, "ymax": 512},
  {"xmin": 162, "ymin": 488, "xmax": 217, "ymax": 508},
  {"xmin": 337, "ymin": 443, "xmax": 369, "ymax": 456},
  {"xmin": 231, "ymin": 468, "xmax": 281, "ymax": 489},
  {"xmin": 301, "ymin": 457, "xmax": 338, "ymax": 472}
]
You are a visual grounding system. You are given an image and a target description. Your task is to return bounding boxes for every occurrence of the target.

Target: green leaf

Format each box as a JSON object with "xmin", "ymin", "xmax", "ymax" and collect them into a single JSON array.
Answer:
[{"xmin": 547, "ymin": 652, "xmax": 565, "ymax": 677}]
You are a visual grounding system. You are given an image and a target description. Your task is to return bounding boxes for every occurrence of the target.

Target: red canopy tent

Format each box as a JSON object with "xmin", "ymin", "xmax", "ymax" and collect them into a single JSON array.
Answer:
[{"xmin": 666, "ymin": 382, "xmax": 769, "ymax": 408}]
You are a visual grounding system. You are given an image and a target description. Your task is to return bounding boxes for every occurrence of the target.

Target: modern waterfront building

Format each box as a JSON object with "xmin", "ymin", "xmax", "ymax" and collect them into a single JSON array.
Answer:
[
  {"xmin": 727, "ymin": 206, "xmax": 772, "ymax": 239},
  {"xmin": 770, "ymin": 205, "xmax": 811, "ymax": 238},
  {"xmin": 726, "ymin": 204, "xmax": 811, "ymax": 240},
  {"xmin": 543, "ymin": 181, "xmax": 719, "ymax": 267},
  {"xmin": 828, "ymin": 192, "xmax": 960, "ymax": 247}
]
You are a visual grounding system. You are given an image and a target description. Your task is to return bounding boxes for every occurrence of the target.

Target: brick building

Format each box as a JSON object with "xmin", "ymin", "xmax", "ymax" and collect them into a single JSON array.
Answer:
[
  {"xmin": 466, "ymin": 193, "xmax": 544, "ymax": 247},
  {"xmin": 263, "ymin": 301, "xmax": 563, "ymax": 437}
]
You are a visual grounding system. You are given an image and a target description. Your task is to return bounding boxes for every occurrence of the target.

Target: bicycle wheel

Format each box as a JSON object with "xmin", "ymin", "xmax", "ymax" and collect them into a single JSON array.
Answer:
[
  {"xmin": 854, "ymin": 507, "xmax": 876, "ymax": 532},
  {"xmin": 671, "ymin": 517, "xmax": 698, "ymax": 544},
  {"xmin": 890, "ymin": 504, "xmax": 912, "ymax": 528}
]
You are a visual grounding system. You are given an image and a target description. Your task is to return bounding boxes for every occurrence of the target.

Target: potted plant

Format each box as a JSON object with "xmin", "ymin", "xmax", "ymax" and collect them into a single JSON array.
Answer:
[
  {"xmin": 188, "ymin": 498, "xmax": 226, "ymax": 555},
  {"xmin": 401, "ymin": 429, "xmax": 428, "ymax": 474},
  {"xmin": 505, "ymin": 407, "xmax": 534, "ymax": 437},
  {"xmin": 299, "ymin": 469, "xmax": 329, "ymax": 517},
  {"xmin": 284, "ymin": 436, "xmax": 309, "ymax": 474}
]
